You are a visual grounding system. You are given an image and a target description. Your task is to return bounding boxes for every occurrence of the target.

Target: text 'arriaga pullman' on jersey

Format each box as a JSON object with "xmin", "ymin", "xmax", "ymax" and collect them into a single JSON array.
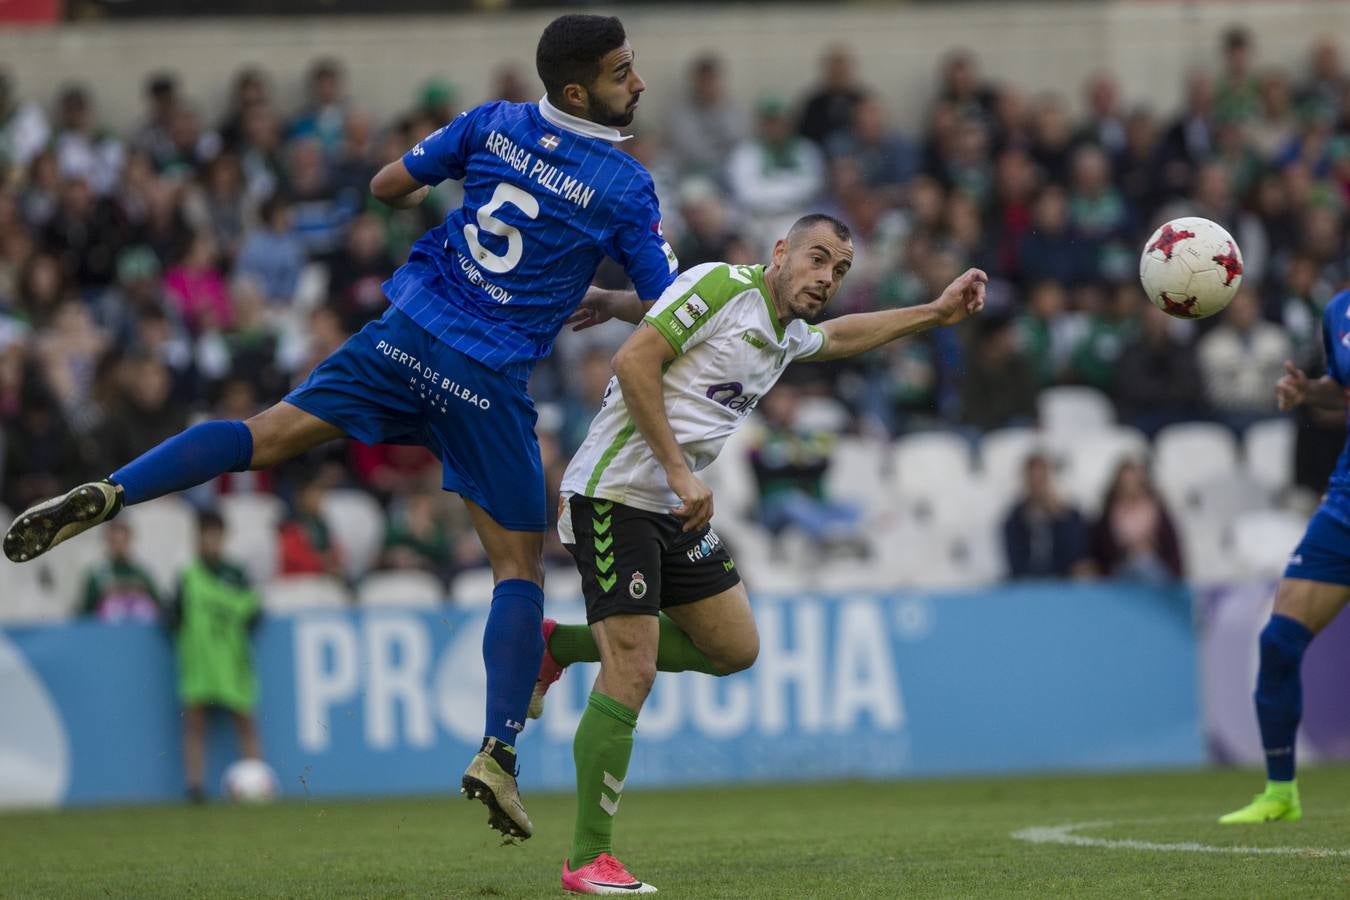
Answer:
[{"xmin": 388, "ymin": 96, "xmax": 680, "ymax": 385}]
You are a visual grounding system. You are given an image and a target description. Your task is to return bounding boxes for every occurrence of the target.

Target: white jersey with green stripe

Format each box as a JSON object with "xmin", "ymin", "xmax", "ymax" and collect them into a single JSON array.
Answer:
[{"xmin": 561, "ymin": 261, "xmax": 826, "ymax": 515}]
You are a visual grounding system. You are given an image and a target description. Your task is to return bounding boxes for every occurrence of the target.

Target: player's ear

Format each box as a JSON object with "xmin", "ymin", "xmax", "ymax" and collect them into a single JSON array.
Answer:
[
  {"xmin": 772, "ymin": 239, "xmax": 788, "ymax": 265},
  {"xmin": 560, "ymin": 83, "xmax": 588, "ymax": 113}
]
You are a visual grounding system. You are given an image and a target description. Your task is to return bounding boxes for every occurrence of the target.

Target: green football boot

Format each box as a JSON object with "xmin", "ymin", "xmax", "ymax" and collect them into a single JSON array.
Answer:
[{"xmin": 1218, "ymin": 781, "xmax": 1302, "ymax": 824}]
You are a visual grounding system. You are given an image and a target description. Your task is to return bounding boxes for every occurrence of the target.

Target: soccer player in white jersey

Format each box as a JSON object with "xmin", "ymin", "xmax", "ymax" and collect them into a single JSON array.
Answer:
[{"xmin": 533, "ymin": 214, "xmax": 986, "ymax": 894}]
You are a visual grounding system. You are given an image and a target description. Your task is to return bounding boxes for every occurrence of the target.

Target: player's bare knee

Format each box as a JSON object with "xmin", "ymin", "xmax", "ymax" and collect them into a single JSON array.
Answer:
[{"xmin": 714, "ymin": 635, "xmax": 759, "ymax": 675}]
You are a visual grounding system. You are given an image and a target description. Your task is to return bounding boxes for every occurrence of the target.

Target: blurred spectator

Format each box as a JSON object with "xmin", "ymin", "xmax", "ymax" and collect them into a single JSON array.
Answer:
[
  {"xmin": 42, "ymin": 176, "xmax": 126, "ymax": 291},
  {"xmin": 748, "ymin": 385, "xmax": 864, "ymax": 556},
  {"xmin": 238, "ymin": 99, "xmax": 284, "ymax": 201},
  {"xmin": 167, "ymin": 509, "xmax": 263, "ymax": 803},
  {"xmin": 1016, "ymin": 186, "xmax": 1084, "ymax": 286},
  {"xmin": 1249, "ymin": 71, "xmax": 1295, "ymax": 160},
  {"xmin": 1116, "ymin": 108, "xmax": 1165, "ymax": 220},
  {"xmin": 380, "ymin": 489, "xmax": 455, "ymax": 587},
  {"xmin": 235, "ymin": 194, "xmax": 305, "ymax": 306},
  {"xmin": 560, "ymin": 347, "xmax": 617, "ymax": 456},
  {"xmin": 1198, "ymin": 288, "xmax": 1291, "ymax": 424},
  {"xmin": 285, "ymin": 137, "xmax": 353, "ymax": 255},
  {"xmin": 0, "ymin": 69, "xmax": 50, "ymax": 177},
  {"xmin": 1018, "ymin": 280, "xmax": 1083, "ymax": 387},
  {"xmin": 1114, "ymin": 305, "xmax": 1206, "ymax": 435},
  {"xmin": 217, "ymin": 67, "xmax": 270, "ymax": 153},
  {"xmin": 80, "ymin": 520, "xmax": 161, "ymax": 622},
  {"xmin": 960, "ymin": 312, "xmax": 1037, "ymax": 430},
  {"xmin": 350, "ymin": 442, "xmax": 438, "ymax": 500},
  {"xmin": 728, "ymin": 98, "xmax": 825, "ymax": 245},
  {"xmin": 666, "ymin": 54, "xmax": 747, "ymax": 180},
  {"xmin": 826, "ymin": 94, "xmax": 919, "ymax": 203},
  {"xmin": 324, "ymin": 212, "xmax": 394, "ymax": 333},
  {"xmin": 51, "ymin": 84, "xmax": 125, "ymax": 196},
  {"xmin": 1160, "ymin": 70, "xmax": 1216, "ymax": 193},
  {"xmin": 288, "ymin": 57, "xmax": 348, "ymax": 156},
  {"xmin": 184, "ymin": 154, "xmax": 250, "ymax": 262},
  {"xmin": 278, "ymin": 476, "xmax": 345, "ymax": 578},
  {"xmin": 1071, "ymin": 281, "xmax": 1139, "ymax": 393},
  {"xmin": 1002, "ymin": 453, "xmax": 1092, "ymax": 579},
  {"xmin": 1077, "ymin": 71, "xmax": 1127, "ymax": 159},
  {"xmin": 2, "ymin": 361, "xmax": 85, "ymax": 512},
  {"xmin": 936, "ymin": 49, "xmax": 995, "ymax": 122},
  {"xmin": 97, "ymin": 355, "xmax": 188, "ymax": 472},
  {"xmin": 1028, "ymin": 92, "xmax": 1076, "ymax": 186},
  {"xmin": 799, "ymin": 46, "xmax": 867, "ymax": 148},
  {"xmin": 1215, "ymin": 26, "xmax": 1260, "ymax": 123},
  {"xmin": 415, "ymin": 79, "xmax": 459, "ymax": 127},
  {"xmin": 1091, "ymin": 459, "xmax": 1184, "ymax": 582},
  {"xmin": 489, "ymin": 65, "xmax": 530, "ymax": 105},
  {"xmin": 1067, "ymin": 144, "xmax": 1131, "ymax": 282},
  {"xmin": 164, "ymin": 231, "xmax": 231, "ymax": 334},
  {"xmin": 673, "ymin": 178, "xmax": 745, "ymax": 269},
  {"xmin": 1298, "ymin": 39, "xmax": 1347, "ymax": 109},
  {"xmin": 133, "ymin": 72, "xmax": 180, "ymax": 165}
]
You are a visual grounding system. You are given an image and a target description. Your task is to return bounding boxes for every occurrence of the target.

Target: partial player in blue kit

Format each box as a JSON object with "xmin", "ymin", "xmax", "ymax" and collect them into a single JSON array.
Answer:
[
  {"xmin": 3, "ymin": 14, "xmax": 676, "ymax": 840},
  {"xmin": 1218, "ymin": 288, "xmax": 1350, "ymax": 825}
]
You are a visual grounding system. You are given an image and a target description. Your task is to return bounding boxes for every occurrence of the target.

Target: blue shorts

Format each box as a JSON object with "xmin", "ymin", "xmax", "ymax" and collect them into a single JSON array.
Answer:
[
  {"xmin": 285, "ymin": 306, "xmax": 545, "ymax": 531},
  {"xmin": 1283, "ymin": 507, "xmax": 1350, "ymax": 586}
]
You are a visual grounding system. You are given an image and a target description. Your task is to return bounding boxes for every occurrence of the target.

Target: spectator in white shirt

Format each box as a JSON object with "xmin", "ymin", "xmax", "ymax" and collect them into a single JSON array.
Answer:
[
  {"xmin": 727, "ymin": 97, "xmax": 825, "ymax": 251},
  {"xmin": 1198, "ymin": 287, "xmax": 1292, "ymax": 426}
]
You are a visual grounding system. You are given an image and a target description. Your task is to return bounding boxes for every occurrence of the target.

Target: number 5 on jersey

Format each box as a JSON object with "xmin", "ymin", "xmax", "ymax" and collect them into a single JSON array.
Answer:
[{"xmin": 464, "ymin": 182, "xmax": 540, "ymax": 275}]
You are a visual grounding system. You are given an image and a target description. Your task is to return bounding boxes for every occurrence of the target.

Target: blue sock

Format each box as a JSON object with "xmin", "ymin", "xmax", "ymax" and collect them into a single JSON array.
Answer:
[
  {"xmin": 1254, "ymin": 614, "xmax": 1313, "ymax": 783},
  {"xmin": 481, "ymin": 578, "xmax": 545, "ymax": 751},
  {"xmin": 110, "ymin": 420, "xmax": 254, "ymax": 506}
]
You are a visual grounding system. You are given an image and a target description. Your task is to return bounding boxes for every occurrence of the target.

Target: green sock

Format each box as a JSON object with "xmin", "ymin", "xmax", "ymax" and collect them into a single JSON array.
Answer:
[
  {"xmin": 571, "ymin": 691, "xmax": 638, "ymax": 868},
  {"xmin": 550, "ymin": 614, "xmax": 721, "ymax": 674}
]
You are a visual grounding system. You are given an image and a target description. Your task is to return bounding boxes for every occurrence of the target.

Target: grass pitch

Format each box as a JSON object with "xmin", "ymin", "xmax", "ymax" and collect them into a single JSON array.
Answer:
[{"xmin": 2, "ymin": 765, "xmax": 1348, "ymax": 898}]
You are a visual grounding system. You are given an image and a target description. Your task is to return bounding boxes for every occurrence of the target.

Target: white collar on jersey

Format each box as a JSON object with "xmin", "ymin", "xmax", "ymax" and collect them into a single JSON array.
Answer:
[{"xmin": 538, "ymin": 95, "xmax": 633, "ymax": 143}]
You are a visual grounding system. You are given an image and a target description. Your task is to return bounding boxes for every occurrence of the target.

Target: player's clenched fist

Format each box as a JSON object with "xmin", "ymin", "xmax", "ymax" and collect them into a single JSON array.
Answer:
[{"xmin": 931, "ymin": 268, "xmax": 988, "ymax": 326}]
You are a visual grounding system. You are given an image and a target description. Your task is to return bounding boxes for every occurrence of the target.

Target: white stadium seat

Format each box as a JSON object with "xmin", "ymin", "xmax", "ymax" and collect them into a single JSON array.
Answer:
[
  {"xmin": 823, "ymin": 436, "xmax": 889, "ymax": 514},
  {"xmin": 893, "ymin": 431, "xmax": 973, "ymax": 497},
  {"xmin": 1244, "ymin": 417, "xmax": 1295, "ymax": 493},
  {"xmin": 543, "ymin": 566, "xmax": 583, "ymax": 603},
  {"xmin": 0, "ymin": 564, "xmax": 72, "ymax": 624},
  {"xmin": 320, "ymin": 489, "xmax": 387, "ymax": 582},
  {"xmin": 122, "ymin": 497, "xmax": 197, "ymax": 595},
  {"xmin": 1054, "ymin": 426, "xmax": 1150, "ymax": 515},
  {"xmin": 1037, "ymin": 385, "xmax": 1115, "ymax": 435},
  {"xmin": 450, "ymin": 568, "xmax": 497, "ymax": 607},
  {"xmin": 1152, "ymin": 423, "xmax": 1240, "ymax": 511},
  {"xmin": 263, "ymin": 574, "xmax": 350, "ymax": 612},
  {"xmin": 1231, "ymin": 510, "xmax": 1306, "ymax": 580},
  {"xmin": 220, "ymin": 492, "xmax": 285, "ymax": 586},
  {"xmin": 977, "ymin": 427, "xmax": 1043, "ymax": 501},
  {"xmin": 357, "ymin": 570, "xmax": 446, "ymax": 608}
]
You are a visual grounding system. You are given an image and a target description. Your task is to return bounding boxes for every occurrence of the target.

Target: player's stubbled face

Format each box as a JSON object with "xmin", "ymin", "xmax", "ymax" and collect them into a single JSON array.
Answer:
[
  {"xmin": 586, "ymin": 41, "xmax": 645, "ymax": 127},
  {"xmin": 772, "ymin": 226, "xmax": 853, "ymax": 320}
]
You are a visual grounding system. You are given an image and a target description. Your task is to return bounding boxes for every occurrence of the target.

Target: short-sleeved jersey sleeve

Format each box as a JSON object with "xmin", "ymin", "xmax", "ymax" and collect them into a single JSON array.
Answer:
[
  {"xmin": 1323, "ymin": 299, "xmax": 1346, "ymax": 386},
  {"xmin": 606, "ymin": 171, "xmax": 679, "ymax": 301},
  {"xmin": 403, "ymin": 106, "xmax": 482, "ymax": 186},
  {"xmin": 644, "ymin": 262, "xmax": 744, "ymax": 355},
  {"xmin": 796, "ymin": 324, "xmax": 827, "ymax": 361}
]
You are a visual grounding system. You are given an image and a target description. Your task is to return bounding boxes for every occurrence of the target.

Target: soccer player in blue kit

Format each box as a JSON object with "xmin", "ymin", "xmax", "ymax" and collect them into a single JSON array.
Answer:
[
  {"xmin": 3, "ymin": 14, "xmax": 677, "ymax": 839},
  {"xmin": 1219, "ymin": 288, "xmax": 1350, "ymax": 824}
]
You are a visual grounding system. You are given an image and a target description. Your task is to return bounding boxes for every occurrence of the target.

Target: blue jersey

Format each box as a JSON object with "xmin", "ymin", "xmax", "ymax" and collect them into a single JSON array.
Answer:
[
  {"xmin": 1320, "ymin": 289, "xmax": 1350, "ymax": 525},
  {"xmin": 389, "ymin": 98, "xmax": 679, "ymax": 382}
]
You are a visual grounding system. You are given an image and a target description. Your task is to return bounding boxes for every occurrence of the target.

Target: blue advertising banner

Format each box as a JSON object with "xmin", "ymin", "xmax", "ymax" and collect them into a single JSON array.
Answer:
[{"xmin": 0, "ymin": 583, "xmax": 1203, "ymax": 808}]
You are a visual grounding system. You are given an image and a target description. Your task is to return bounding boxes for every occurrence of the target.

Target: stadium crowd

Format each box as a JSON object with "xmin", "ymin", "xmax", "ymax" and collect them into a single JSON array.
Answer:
[{"xmin": 3, "ymin": 26, "xmax": 1349, "ymax": 610}]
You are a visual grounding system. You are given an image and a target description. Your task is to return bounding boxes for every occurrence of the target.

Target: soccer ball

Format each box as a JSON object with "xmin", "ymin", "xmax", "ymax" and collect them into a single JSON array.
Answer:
[
  {"xmin": 1138, "ymin": 216, "xmax": 1244, "ymax": 319},
  {"xmin": 222, "ymin": 758, "xmax": 279, "ymax": 804}
]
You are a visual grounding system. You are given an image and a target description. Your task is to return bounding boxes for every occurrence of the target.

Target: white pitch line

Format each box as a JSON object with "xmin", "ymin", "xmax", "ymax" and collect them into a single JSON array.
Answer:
[{"xmin": 1011, "ymin": 821, "xmax": 1350, "ymax": 857}]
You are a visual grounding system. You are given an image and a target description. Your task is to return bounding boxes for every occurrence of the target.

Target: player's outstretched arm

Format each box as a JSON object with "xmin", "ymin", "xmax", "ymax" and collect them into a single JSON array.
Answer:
[
  {"xmin": 806, "ymin": 268, "xmax": 987, "ymax": 362},
  {"xmin": 1276, "ymin": 360, "xmax": 1344, "ymax": 411},
  {"xmin": 370, "ymin": 159, "xmax": 431, "ymax": 209},
  {"xmin": 566, "ymin": 287, "xmax": 650, "ymax": 331},
  {"xmin": 612, "ymin": 324, "xmax": 714, "ymax": 531}
]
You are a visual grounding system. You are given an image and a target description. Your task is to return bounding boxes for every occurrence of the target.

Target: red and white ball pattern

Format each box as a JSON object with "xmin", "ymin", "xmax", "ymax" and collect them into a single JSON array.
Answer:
[{"xmin": 1139, "ymin": 216, "xmax": 1244, "ymax": 319}]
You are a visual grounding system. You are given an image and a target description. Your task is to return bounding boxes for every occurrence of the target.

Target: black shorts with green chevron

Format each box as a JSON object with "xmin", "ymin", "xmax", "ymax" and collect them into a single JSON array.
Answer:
[{"xmin": 563, "ymin": 494, "xmax": 742, "ymax": 625}]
